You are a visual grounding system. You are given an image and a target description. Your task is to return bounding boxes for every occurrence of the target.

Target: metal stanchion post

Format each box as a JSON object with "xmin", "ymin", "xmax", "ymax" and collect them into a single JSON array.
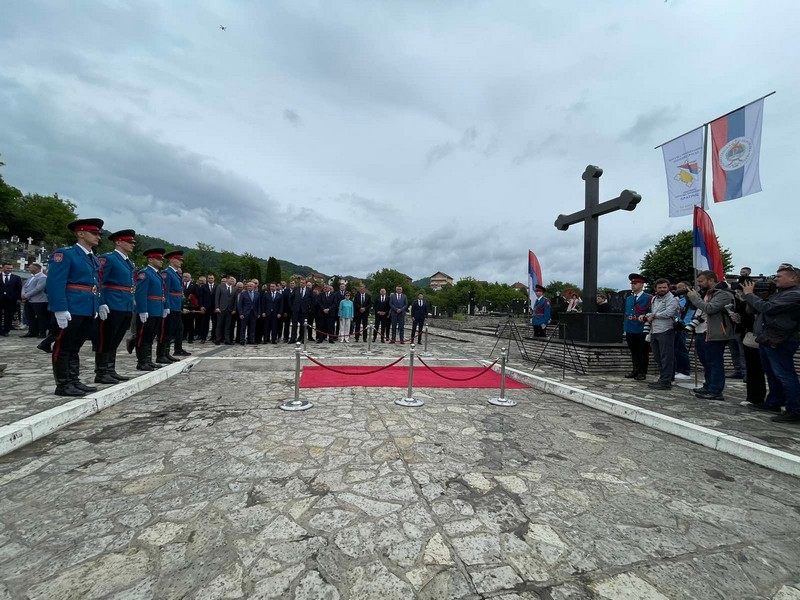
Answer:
[
  {"xmin": 395, "ymin": 343, "xmax": 423, "ymax": 407},
  {"xmin": 488, "ymin": 348, "xmax": 516, "ymax": 407},
  {"xmin": 302, "ymin": 319, "xmax": 308, "ymax": 354},
  {"xmin": 420, "ymin": 324, "xmax": 432, "ymax": 357},
  {"xmin": 280, "ymin": 342, "xmax": 313, "ymax": 411},
  {"xmin": 362, "ymin": 320, "xmax": 375, "ymax": 356}
]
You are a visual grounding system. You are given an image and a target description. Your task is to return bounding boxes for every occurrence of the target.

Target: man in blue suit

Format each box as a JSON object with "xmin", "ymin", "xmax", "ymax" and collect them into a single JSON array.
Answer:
[
  {"xmin": 46, "ymin": 218, "xmax": 103, "ymax": 396},
  {"xmin": 237, "ymin": 281, "xmax": 259, "ymax": 344},
  {"xmin": 389, "ymin": 286, "xmax": 408, "ymax": 343},
  {"xmin": 157, "ymin": 250, "xmax": 187, "ymax": 363},
  {"xmin": 531, "ymin": 285, "xmax": 551, "ymax": 337},
  {"xmin": 134, "ymin": 248, "xmax": 166, "ymax": 371},
  {"xmin": 624, "ymin": 273, "xmax": 653, "ymax": 381},
  {"xmin": 410, "ymin": 292, "xmax": 428, "ymax": 344},
  {"xmin": 95, "ymin": 229, "xmax": 137, "ymax": 384}
]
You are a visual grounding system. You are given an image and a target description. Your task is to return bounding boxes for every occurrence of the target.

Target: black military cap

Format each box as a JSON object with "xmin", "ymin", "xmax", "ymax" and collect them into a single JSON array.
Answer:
[
  {"xmin": 164, "ymin": 250, "xmax": 184, "ymax": 260},
  {"xmin": 628, "ymin": 273, "xmax": 647, "ymax": 284},
  {"xmin": 67, "ymin": 218, "xmax": 104, "ymax": 233},
  {"xmin": 108, "ymin": 229, "xmax": 136, "ymax": 242},
  {"xmin": 143, "ymin": 248, "xmax": 166, "ymax": 259},
  {"xmin": 534, "ymin": 284, "xmax": 547, "ymax": 293}
]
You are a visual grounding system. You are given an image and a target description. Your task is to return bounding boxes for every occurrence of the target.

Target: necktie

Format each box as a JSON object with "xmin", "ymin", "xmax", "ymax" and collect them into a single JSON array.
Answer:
[
  {"xmin": 249, "ymin": 291, "xmax": 253, "ymax": 301},
  {"xmin": 228, "ymin": 285, "xmax": 231, "ymax": 294},
  {"xmin": 272, "ymin": 292, "xmax": 276, "ymax": 300}
]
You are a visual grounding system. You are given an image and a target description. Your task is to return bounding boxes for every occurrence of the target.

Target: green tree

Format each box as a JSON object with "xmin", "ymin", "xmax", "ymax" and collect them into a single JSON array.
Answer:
[
  {"xmin": 640, "ymin": 230, "xmax": 733, "ymax": 286},
  {"xmin": 364, "ymin": 268, "xmax": 416, "ymax": 297},
  {"xmin": 265, "ymin": 256, "xmax": 281, "ymax": 284},
  {"xmin": 241, "ymin": 253, "xmax": 262, "ymax": 282},
  {"xmin": 220, "ymin": 250, "xmax": 244, "ymax": 279},
  {"xmin": 546, "ymin": 280, "xmax": 581, "ymax": 300}
]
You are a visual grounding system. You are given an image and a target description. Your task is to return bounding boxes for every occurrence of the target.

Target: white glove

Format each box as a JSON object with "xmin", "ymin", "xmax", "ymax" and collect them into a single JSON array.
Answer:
[
  {"xmin": 162, "ymin": 308, "xmax": 170, "ymax": 318},
  {"xmin": 139, "ymin": 312, "xmax": 149, "ymax": 323},
  {"xmin": 98, "ymin": 304, "xmax": 110, "ymax": 320},
  {"xmin": 55, "ymin": 310, "xmax": 72, "ymax": 329}
]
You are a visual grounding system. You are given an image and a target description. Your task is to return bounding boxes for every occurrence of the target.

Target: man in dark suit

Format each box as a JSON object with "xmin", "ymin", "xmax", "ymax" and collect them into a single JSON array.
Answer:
[
  {"xmin": 181, "ymin": 272, "xmax": 198, "ymax": 344},
  {"xmin": 373, "ymin": 288, "xmax": 390, "ymax": 343},
  {"xmin": 260, "ymin": 282, "xmax": 281, "ymax": 344},
  {"xmin": 353, "ymin": 285, "xmax": 371, "ymax": 342},
  {"xmin": 195, "ymin": 276, "xmax": 213, "ymax": 343},
  {"xmin": 237, "ymin": 281, "xmax": 259, "ymax": 345},
  {"xmin": 289, "ymin": 279, "xmax": 313, "ymax": 343},
  {"xmin": 0, "ymin": 263, "xmax": 23, "ymax": 336},
  {"xmin": 214, "ymin": 276, "xmax": 236, "ymax": 345},
  {"xmin": 410, "ymin": 292, "xmax": 429, "ymax": 344},
  {"xmin": 280, "ymin": 280, "xmax": 294, "ymax": 343},
  {"xmin": 389, "ymin": 286, "xmax": 408, "ymax": 343},
  {"xmin": 318, "ymin": 285, "xmax": 337, "ymax": 343}
]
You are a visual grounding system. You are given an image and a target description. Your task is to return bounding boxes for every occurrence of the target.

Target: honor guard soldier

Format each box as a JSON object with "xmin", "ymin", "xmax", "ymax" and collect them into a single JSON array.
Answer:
[
  {"xmin": 157, "ymin": 250, "xmax": 190, "ymax": 363},
  {"xmin": 624, "ymin": 273, "xmax": 653, "ymax": 381},
  {"xmin": 95, "ymin": 229, "xmax": 137, "ymax": 384},
  {"xmin": 531, "ymin": 284, "xmax": 551, "ymax": 337},
  {"xmin": 134, "ymin": 248, "xmax": 166, "ymax": 371},
  {"xmin": 45, "ymin": 218, "xmax": 103, "ymax": 396}
]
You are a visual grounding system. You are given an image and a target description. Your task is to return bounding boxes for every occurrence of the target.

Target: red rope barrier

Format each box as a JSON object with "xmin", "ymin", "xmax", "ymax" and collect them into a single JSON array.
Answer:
[
  {"xmin": 417, "ymin": 357, "xmax": 500, "ymax": 381},
  {"xmin": 304, "ymin": 354, "xmax": 406, "ymax": 375}
]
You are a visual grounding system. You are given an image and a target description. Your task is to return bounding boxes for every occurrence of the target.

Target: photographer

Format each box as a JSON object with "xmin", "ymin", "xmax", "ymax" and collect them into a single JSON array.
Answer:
[
  {"xmin": 741, "ymin": 265, "xmax": 800, "ymax": 423},
  {"xmin": 641, "ymin": 278, "xmax": 680, "ymax": 390},
  {"xmin": 736, "ymin": 278, "xmax": 772, "ymax": 407},
  {"xmin": 686, "ymin": 270, "xmax": 737, "ymax": 401},
  {"xmin": 672, "ymin": 281, "xmax": 694, "ymax": 380}
]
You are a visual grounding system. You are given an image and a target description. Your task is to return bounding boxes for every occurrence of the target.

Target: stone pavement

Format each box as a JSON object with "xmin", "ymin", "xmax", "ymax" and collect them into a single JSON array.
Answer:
[
  {"xmin": 428, "ymin": 326, "xmax": 800, "ymax": 459},
  {"xmin": 1, "ymin": 330, "xmax": 800, "ymax": 598}
]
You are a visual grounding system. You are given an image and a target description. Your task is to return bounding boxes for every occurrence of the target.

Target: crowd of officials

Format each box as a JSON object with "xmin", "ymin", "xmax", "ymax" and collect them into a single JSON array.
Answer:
[{"xmin": 0, "ymin": 220, "xmax": 431, "ymax": 397}]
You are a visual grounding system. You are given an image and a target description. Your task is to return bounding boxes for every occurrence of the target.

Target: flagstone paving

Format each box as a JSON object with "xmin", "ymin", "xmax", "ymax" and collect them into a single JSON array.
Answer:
[{"xmin": 0, "ymin": 327, "xmax": 799, "ymax": 598}]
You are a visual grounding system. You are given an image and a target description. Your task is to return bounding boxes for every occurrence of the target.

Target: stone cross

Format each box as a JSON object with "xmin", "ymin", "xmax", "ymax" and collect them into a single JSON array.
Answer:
[
  {"xmin": 554, "ymin": 165, "xmax": 641, "ymax": 313},
  {"xmin": 26, "ymin": 236, "xmax": 33, "ymax": 246},
  {"xmin": 17, "ymin": 257, "xmax": 27, "ymax": 272}
]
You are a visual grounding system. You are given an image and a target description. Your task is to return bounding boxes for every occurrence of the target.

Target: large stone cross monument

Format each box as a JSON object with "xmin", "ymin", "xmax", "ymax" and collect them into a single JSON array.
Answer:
[{"xmin": 554, "ymin": 165, "xmax": 641, "ymax": 314}]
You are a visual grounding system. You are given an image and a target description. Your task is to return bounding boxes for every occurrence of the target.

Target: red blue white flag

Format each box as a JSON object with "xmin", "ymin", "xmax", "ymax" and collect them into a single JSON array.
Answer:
[
  {"xmin": 711, "ymin": 99, "xmax": 764, "ymax": 203},
  {"xmin": 693, "ymin": 206, "xmax": 724, "ymax": 281},
  {"xmin": 527, "ymin": 250, "xmax": 543, "ymax": 306}
]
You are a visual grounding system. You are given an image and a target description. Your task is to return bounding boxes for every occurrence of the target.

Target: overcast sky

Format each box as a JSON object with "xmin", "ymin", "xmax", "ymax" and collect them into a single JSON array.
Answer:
[{"xmin": 2, "ymin": 0, "xmax": 798, "ymax": 288}]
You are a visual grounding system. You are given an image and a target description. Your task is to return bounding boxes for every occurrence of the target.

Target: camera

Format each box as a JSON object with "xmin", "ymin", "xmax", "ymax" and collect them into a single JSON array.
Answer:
[
  {"xmin": 753, "ymin": 280, "xmax": 776, "ymax": 295},
  {"xmin": 673, "ymin": 288, "xmax": 691, "ymax": 297},
  {"xmin": 684, "ymin": 314, "xmax": 705, "ymax": 334}
]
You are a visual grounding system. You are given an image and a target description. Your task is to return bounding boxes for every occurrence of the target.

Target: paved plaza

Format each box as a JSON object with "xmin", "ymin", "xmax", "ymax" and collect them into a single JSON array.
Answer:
[{"xmin": 1, "ymin": 329, "xmax": 799, "ymax": 599}]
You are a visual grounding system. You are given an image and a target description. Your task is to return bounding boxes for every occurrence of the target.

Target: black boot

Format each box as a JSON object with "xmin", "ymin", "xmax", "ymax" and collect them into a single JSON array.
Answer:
[
  {"xmin": 136, "ymin": 345, "xmax": 153, "ymax": 371},
  {"xmin": 68, "ymin": 357, "xmax": 96, "ymax": 392},
  {"xmin": 54, "ymin": 353, "xmax": 83, "ymax": 395},
  {"xmin": 126, "ymin": 336, "xmax": 136, "ymax": 354},
  {"xmin": 95, "ymin": 352, "xmax": 118, "ymax": 384},
  {"xmin": 156, "ymin": 341, "xmax": 171, "ymax": 364},
  {"xmin": 107, "ymin": 355, "xmax": 130, "ymax": 381}
]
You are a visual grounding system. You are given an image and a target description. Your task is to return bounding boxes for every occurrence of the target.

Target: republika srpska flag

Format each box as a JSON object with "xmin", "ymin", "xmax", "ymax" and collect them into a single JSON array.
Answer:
[
  {"xmin": 693, "ymin": 206, "xmax": 724, "ymax": 281},
  {"xmin": 711, "ymin": 98, "xmax": 764, "ymax": 203},
  {"xmin": 527, "ymin": 250, "xmax": 543, "ymax": 307}
]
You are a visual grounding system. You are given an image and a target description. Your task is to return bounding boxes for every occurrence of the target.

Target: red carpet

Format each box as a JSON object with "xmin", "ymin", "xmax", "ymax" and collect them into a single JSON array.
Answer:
[{"xmin": 299, "ymin": 365, "xmax": 529, "ymax": 389}]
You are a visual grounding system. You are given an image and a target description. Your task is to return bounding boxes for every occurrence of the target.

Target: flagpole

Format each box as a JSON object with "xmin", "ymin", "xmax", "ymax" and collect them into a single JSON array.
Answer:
[
  {"xmin": 654, "ymin": 91, "xmax": 776, "ymax": 150},
  {"xmin": 700, "ymin": 124, "xmax": 709, "ymax": 211}
]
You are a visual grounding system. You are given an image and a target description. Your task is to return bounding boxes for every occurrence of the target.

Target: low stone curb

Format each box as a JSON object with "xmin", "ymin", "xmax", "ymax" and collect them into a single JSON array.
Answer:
[
  {"xmin": 0, "ymin": 358, "xmax": 199, "ymax": 458},
  {"xmin": 481, "ymin": 361, "xmax": 800, "ymax": 479}
]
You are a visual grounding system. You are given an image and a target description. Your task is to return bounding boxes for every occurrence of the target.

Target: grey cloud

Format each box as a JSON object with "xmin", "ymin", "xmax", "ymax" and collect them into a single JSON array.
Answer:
[
  {"xmin": 425, "ymin": 142, "xmax": 456, "ymax": 167},
  {"xmin": 512, "ymin": 133, "xmax": 562, "ymax": 166},
  {"xmin": 283, "ymin": 108, "xmax": 302, "ymax": 126},
  {"xmin": 620, "ymin": 106, "xmax": 680, "ymax": 145},
  {"xmin": 334, "ymin": 193, "xmax": 398, "ymax": 218}
]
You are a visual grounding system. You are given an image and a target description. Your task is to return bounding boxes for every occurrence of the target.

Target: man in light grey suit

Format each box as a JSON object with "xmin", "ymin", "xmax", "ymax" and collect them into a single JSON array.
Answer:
[
  {"xmin": 21, "ymin": 263, "xmax": 48, "ymax": 338},
  {"xmin": 389, "ymin": 285, "xmax": 408, "ymax": 343},
  {"xmin": 214, "ymin": 276, "xmax": 237, "ymax": 345}
]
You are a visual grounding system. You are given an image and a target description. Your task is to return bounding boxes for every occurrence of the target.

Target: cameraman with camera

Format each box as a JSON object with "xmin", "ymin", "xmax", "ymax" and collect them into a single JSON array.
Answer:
[
  {"xmin": 741, "ymin": 265, "xmax": 800, "ymax": 423},
  {"xmin": 685, "ymin": 270, "xmax": 737, "ymax": 401}
]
